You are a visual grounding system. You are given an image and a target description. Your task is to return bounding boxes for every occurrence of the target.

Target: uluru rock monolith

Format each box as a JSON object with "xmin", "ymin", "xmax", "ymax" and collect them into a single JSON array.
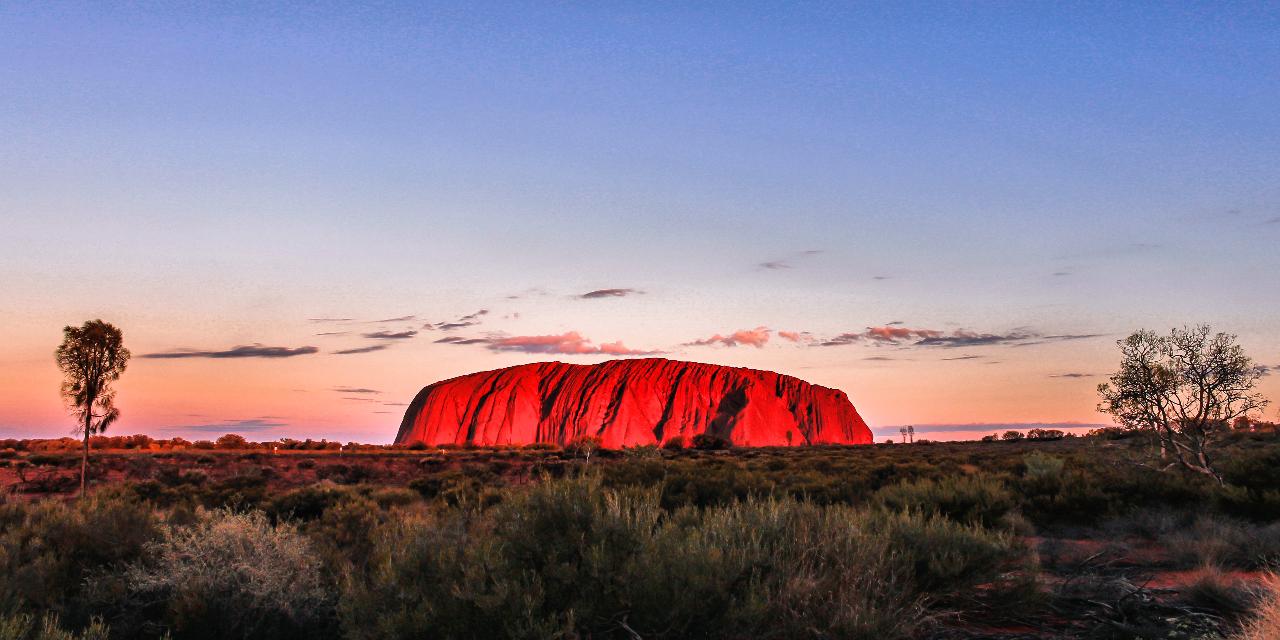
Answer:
[{"xmin": 395, "ymin": 358, "xmax": 871, "ymax": 447}]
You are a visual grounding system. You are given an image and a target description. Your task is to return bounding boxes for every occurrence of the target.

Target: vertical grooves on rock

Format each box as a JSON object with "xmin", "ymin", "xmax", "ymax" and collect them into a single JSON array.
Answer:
[
  {"xmin": 651, "ymin": 366, "xmax": 689, "ymax": 443},
  {"xmin": 396, "ymin": 358, "xmax": 870, "ymax": 447}
]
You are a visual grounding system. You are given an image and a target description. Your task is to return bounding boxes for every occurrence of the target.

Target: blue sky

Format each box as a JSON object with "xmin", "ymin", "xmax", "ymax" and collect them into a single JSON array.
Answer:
[{"xmin": 2, "ymin": 2, "xmax": 1278, "ymax": 441}]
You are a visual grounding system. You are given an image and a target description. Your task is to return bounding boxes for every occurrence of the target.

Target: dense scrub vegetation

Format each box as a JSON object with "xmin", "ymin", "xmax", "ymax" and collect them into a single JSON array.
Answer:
[{"xmin": 1, "ymin": 431, "xmax": 1279, "ymax": 638}]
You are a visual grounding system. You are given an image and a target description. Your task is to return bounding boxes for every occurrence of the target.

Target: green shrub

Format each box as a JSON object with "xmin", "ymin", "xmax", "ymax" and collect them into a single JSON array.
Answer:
[
  {"xmin": 875, "ymin": 475, "xmax": 1017, "ymax": 529},
  {"xmin": 344, "ymin": 476, "xmax": 1028, "ymax": 640},
  {"xmin": 0, "ymin": 491, "xmax": 159, "ymax": 625},
  {"xmin": 265, "ymin": 482, "xmax": 353, "ymax": 522},
  {"xmin": 1023, "ymin": 452, "xmax": 1065, "ymax": 481}
]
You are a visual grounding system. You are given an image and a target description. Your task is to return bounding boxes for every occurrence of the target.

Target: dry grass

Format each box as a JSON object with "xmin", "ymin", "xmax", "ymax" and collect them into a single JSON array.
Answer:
[{"xmin": 1233, "ymin": 573, "xmax": 1280, "ymax": 640}]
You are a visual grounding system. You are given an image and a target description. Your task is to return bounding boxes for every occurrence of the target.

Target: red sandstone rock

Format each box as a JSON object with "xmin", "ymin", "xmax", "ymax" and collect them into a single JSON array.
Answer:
[{"xmin": 395, "ymin": 358, "xmax": 871, "ymax": 447}]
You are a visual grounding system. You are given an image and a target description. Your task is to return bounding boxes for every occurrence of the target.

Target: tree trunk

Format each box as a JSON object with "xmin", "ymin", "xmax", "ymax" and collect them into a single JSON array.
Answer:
[
  {"xmin": 81, "ymin": 416, "xmax": 89, "ymax": 497},
  {"xmin": 80, "ymin": 392, "xmax": 92, "ymax": 498}
]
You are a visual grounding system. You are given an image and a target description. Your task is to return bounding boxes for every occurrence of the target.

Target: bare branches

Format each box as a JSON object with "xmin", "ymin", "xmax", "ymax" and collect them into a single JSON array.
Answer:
[{"xmin": 1098, "ymin": 325, "xmax": 1269, "ymax": 483}]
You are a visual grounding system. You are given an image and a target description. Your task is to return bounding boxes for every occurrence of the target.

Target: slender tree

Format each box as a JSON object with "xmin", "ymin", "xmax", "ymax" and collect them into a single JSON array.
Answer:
[
  {"xmin": 1097, "ymin": 325, "xmax": 1267, "ymax": 484},
  {"xmin": 55, "ymin": 319, "xmax": 130, "ymax": 496}
]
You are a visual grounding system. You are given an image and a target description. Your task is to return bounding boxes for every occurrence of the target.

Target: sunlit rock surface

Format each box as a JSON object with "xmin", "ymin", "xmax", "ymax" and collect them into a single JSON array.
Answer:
[{"xmin": 395, "ymin": 358, "xmax": 871, "ymax": 447}]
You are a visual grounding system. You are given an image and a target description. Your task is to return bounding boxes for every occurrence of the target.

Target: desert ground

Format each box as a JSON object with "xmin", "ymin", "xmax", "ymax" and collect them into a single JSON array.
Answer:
[{"xmin": 2, "ymin": 430, "xmax": 1278, "ymax": 639}]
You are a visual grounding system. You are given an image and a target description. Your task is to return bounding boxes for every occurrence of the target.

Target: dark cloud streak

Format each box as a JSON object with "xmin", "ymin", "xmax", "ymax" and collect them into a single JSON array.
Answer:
[
  {"xmin": 581, "ymin": 288, "xmax": 641, "ymax": 299},
  {"xmin": 362, "ymin": 330, "xmax": 417, "ymax": 340},
  {"xmin": 333, "ymin": 344, "xmax": 391, "ymax": 355},
  {"xmin": 141, "ymin": 344, "xmax": 319, "ymax": 359}
]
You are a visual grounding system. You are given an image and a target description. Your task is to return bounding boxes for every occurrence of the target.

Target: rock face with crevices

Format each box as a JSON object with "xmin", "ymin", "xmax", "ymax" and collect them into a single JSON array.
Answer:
[{"xmin": 395, "ymin": 358, "xmax": 871, "ymax": 447}]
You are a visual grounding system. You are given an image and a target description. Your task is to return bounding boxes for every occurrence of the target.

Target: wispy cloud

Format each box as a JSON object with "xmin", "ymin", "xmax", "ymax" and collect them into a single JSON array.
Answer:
[
  {"xmin": 941, "ymin": 354, "xmax": 983, "ymax": 361},
  {"xmin": 370, "ymin": 315, "xmax": 417, "ymax": 323},
  {"xmin": 581, "ymin": 288, "xmax": 641, "ymax": 299},
  {"xmin": 425, "ymin": 310, "xmax": 489, "ymax": 331},
  {"xmin": 758, "ymin": 249, "xmax": 823, "ymax": 270},
  {"xmin": 161, "ymin": 418, "xmax": 286, "ymax": 433},
  {"xmin": 1013, "ymin": 333, "xmax": 1106, "ymax": 347},
  {"xmin": 815, "ymin": 326, "xmax": 1105, "ymax": 349},
  {"xmin": 1050, "ymin": 373, "xmax": 1094, "ymax": 379},
  {"xmin": 872, "ymin": 422, "xmax": 1110, "ymax": 436},
  {"xmin": 488, "ymin": 332, "xmax": 660, "ymax": 356},
  {"xmin": 333, "ymin": 344, "xmax": 391, "ymax": 355},
  {"xmin": 817, "ymin": 326, "xmax": 940, "ymax": 347},
  {"xmin": 778, "ymin": 330, "xmax": 813, "ymax": 343},
  {"xmin": 914, "ymin": 330, "xmax": 1038, "ymax": 348},
  {"xmin": 434, "ymin": 336, "xmax": 491, "ymax": 345},
  {"xmin": 141, "ymin": 344, "xmax": 319, "ymax": 359},
  {"xmin": 309, "ymin": 317, "xmax": 352, "ymax": 323},
  {"xmin": 684, "ymin": 326, "xmax": 771, "ymax": 348},
  {"xmin": 362, "ymin": 330, "xmax": 418, "ymax": 340},
  {"xmin": 437, "ymin": 331, "xmax": 661, "ymax": 356},
  {"xmin": 333, "ymin": 387, "xmax": 380, "ymax": 394}
]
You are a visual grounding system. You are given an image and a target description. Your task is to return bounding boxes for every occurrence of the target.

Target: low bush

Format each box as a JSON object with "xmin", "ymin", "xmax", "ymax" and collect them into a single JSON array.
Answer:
[
  {"xmin": 1234, "ymin": 573, "xmax": 1280, "ymax": 640},
  {"xmin": 1161, "ymin": 516, "xmax": 1280, "ymax": 570},
  {"xmin": 343, "ymin": 476, "xmax": 1028, "ymax": 640},
  {"xmin": 0, "ymin": 491, "xmax": 159, "ymax": 626},
  {"xmin": 0, "ymin": 612, "xmax": 109, "ymax": 640},
  {"xmin": 690, "ymin": 433, "xmax": 732, "ymax": 450},
  {"xmin": 1178, "ymin": 566, "xmax": 1255, "ymax": 620},
  {"xmin": 875, "ymin": 475, "xmax": 1017, "ymax": 529},
  {"xmin": 127, "ymin": 509, "xmax": 335, "ymax": 640}
]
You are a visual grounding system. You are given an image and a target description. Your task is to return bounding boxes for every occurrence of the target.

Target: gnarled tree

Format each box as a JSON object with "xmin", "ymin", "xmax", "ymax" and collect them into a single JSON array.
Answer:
[
  {"xmin": 1097, "ymin": 325, "xmax": 1267, "ymax": 483},
  {"xmin": 55, "ymin": 319, "xmax": 130, "ymax": 496}
]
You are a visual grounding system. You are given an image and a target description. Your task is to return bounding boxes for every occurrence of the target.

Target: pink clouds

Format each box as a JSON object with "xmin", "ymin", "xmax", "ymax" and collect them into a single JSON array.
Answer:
[
  {"xmin": 484, "ymin": 332, "xmax": 660, "ymax": 356},
  {"xmin": 818, "ymin": 326, "xmax": 944, "ymax": 346},
  {"xmin": 864, "ymin": 326, "xmax": 943, "ymax": 342},
  {"xmin": 777, "ymin": 330, "xmax": 814, "ymax": 343},
  {"xmin": 685, "ymin": 326, "xmax": 771, "ymax": 348}
]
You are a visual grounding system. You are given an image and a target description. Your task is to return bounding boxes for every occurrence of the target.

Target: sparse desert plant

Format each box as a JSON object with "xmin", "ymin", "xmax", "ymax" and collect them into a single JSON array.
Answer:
[
  {"xmin": 1179, "ymin": 565, "xmax": 1254, "ymax": 620},
  {"xmin": 1234, "ymin": 573, "xmax": 1280, "ymax": 640},
  {"xmin": 1162, "ymin": 516, "xmax": 1280, "ymax": 569},
  {"xmin": 127, "ymin": 509, "xmax": 334, "ymax": 639},
  {"xmin": 0, "ymin": 612, "xmax": 109, "ymax": 640},
  {"xmin": 623, "ymin": 444, "xmax": 661, "ymax": 459},
  {"xmin": 563, "ymin": 434, "xmax": 603, "ymax": 461}
]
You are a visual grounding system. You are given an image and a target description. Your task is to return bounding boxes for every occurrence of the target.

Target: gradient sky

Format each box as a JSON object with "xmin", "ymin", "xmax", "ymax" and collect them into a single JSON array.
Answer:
[{"xmin": 3, "ymin": 2, "xmax": 1278, "ymax": 442}]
